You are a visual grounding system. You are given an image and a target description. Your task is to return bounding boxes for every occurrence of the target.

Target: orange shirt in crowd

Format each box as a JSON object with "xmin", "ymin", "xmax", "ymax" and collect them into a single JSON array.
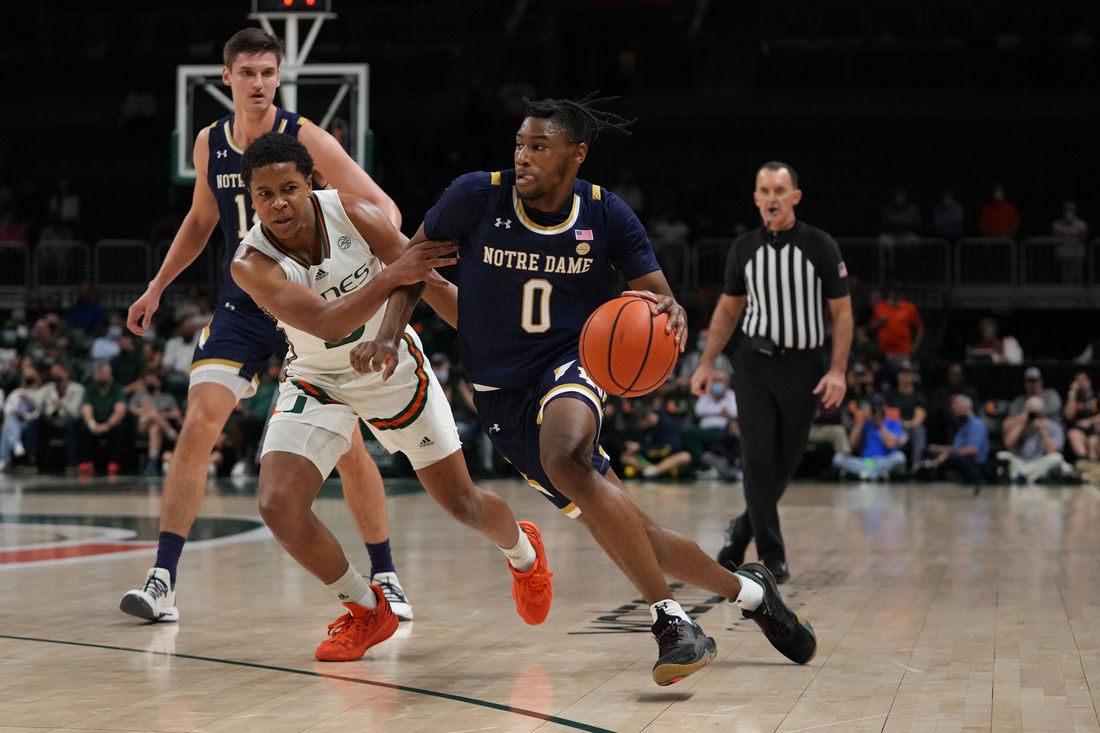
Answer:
[
  {"xmin": 873, "ymin": 300, "xmax": 922, "ymax": 356},
  {"xmin": 979, "ymin": 201, "xmax": 1020, "ymax": 237}
]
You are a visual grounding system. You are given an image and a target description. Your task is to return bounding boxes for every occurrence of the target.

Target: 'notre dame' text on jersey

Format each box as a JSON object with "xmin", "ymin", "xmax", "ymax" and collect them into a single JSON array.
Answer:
[
  {"xmin": 207, "ymin": 108, "xmax": 308, "ymax": 306},
  {"xmin": 424, "ymin": 170, "xmax": 660, "ymax": 389}
]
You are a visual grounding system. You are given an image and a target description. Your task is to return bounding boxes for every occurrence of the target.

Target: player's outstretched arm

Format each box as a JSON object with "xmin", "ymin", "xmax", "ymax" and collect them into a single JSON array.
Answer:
[
  {"xmin": 340, "ymin": 195, "xmax": 459, "ymax": 327},
  {"xmin": 299, "ymin": 123, "xmax": 402, "ymax": 230},
  {"xmin": 350, "ymin": 223, "xmax": 460, "ymax": 380},
  {"xmin": 128, "ymin": 128, "xmax": 221, "ymax": 336},
  {"xmin": 231, "ymin": 240, "xmax": 455, "ymax": 345}
]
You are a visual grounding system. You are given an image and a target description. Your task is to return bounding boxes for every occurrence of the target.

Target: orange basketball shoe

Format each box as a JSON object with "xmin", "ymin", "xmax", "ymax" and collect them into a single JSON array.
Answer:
[
  {"xmin": 510, "ymin": 521, "xmax": 553, "ymax": 625},
  {"xmin": 314, "ymin": 586, "xmax": 399, "ymax": 662}
]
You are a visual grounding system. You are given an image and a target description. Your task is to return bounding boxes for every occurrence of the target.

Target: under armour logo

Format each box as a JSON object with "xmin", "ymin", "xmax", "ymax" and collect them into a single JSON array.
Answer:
[
  {"xmin": 495, "ymin": 218, "xmax": 511, "ymax": 229},
  {"xmin": 489, "ymin": 424, "xmax": 501, "ymax": 432},
  {"xmin": 216, "ymin": 150, "xmax": 227, "ymax": 158},
  {"xmin": 224, "ymin": 302, "xmax": 236, "ymax": 311}
]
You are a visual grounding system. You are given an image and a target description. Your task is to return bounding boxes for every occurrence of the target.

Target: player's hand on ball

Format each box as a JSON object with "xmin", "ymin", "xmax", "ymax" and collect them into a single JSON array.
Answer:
[
  {"xmin": 388, "ymin": 240, "xmax": 457, "ymax": 288},
  {"xmin": 622, "ymin": 290, "xmax": 688, "ymax": 351},
  {"xmin": 128, "ymin": 289, "xmax": 160, "ymax": 337},
  {"xmin": 350, "ymin": 340, "xmax": 400, "ymax": 381}
]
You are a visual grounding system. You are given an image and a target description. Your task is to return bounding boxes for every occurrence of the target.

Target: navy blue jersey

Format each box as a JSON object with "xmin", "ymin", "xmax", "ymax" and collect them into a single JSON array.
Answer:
[
  {"xmin": 424, "ymin": 170, "xmax": 660, "ymax": 389},
  {"xmin": 206, "ymin": 108, "xmax": 308, "ymax": 305}
]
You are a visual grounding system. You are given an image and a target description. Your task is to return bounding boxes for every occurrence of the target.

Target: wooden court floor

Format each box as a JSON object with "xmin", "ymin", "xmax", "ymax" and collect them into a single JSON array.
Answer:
[{"xmin": 2, "ymin": 473, "xmax": 1100, "ymax": 733}]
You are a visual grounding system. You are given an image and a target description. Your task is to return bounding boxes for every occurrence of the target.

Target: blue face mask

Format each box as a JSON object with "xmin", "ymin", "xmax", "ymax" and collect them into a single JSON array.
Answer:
[
  {"xmin": 434, "ymin": 369, "xmax": 449, "ymax": 383},
  {"xmin": 710, "ymin": 383, "xmax": 724, "ymax": 397},
  {"xmin": 696, "ymin": 339, "xmax": 706, "ymax": 352},
  {"xmin": 106, "ymin": 325, "xmax": 122, "ymax": 339}
]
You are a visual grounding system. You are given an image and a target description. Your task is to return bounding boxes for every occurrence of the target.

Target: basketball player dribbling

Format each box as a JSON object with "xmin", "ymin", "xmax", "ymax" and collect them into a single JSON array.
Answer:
[
  {"xmin": 231, "ymin": 132, "xmax": 552, "ymax": 660},
  {"xmin": 353, "ymin": 95, "xmax": 819, "ymax": 685},
  {"xmin": 120, "ymin": 29, "xmax": 413, "ymax": 624}
]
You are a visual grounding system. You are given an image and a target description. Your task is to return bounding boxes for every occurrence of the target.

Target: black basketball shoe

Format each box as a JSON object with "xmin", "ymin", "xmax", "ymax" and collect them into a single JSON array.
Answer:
[
  {"xmin": 735, "ymin": 562, "xmax": 817, "ymax": 664},
  {"xmin": 716, "ymin": 515, "xmax": 751, "ymax": 571},
  {"xmin": 762, "ymin": 557, "xmax": 791, "ymax": 585},
  {"xmin": 650, "ymin": 609, "xmax": 717, "ymax": 686}
]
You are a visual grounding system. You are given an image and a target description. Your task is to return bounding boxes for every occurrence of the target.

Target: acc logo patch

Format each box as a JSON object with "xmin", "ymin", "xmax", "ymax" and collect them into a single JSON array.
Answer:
[
  {"xmin": 575, "ymin": 242, "xmax": 591, "ymax": 256},
  {"xmin": 338, "ymin": 235, "xmax": 352, "ymax": 250}
]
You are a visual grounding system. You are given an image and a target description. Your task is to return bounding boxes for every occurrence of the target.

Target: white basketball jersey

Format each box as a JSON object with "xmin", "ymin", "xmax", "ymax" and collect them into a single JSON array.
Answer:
[{"xmin": 240, "ymin": 189, "xmax": 386, "ymax": 377}]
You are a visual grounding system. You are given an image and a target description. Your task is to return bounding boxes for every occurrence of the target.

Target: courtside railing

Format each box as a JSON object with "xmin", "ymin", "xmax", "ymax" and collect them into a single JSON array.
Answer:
[
  {"xmin": 0, "ymin": 242, "xmax": 31, "ymax": 291},
  {"xmin": 94, "ymin": 240, "xmax": 152, "ymax": 290},
  {"xmin": 34, "ymin": 240, "xmax": 91, "ymax": 290},
  {"xmin": 955, "ymin": 237, "xmax": 1016, "ymax": 287}
]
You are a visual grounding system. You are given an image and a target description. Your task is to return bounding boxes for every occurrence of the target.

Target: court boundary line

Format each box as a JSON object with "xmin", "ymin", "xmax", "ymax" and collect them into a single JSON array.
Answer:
[{"xmin": 0, "ymin": 634, "xmax": 614, "ymax": 733}]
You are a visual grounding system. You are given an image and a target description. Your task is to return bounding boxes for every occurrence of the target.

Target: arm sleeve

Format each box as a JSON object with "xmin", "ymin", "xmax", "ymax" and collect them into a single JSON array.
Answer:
[
  {"xmin": 423, "ymin": 172, "xmax": 493, "ymax": 241},
  {"xmin": 605, "ymin": 192, "xmax": 660, "ymax": 281},
  {"xmin": 887, "ymin": 420, "xmax": 904, "ymax": 438},
  {"xmin": 723, "ymin": 239, "xmax": 746, "ymax": 296},
  {"xmin": 814, "ymin": 231, "xmax": 851, "ymax": 299}
]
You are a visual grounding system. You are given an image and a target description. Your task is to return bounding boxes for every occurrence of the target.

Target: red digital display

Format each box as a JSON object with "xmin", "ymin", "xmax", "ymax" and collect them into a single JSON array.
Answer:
[{"xmin": 253, "ymin": 0, "xmax": 331, "ymax": 12}]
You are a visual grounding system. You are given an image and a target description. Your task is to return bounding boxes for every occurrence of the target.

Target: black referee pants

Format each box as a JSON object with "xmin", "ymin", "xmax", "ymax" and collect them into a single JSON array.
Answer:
[{"xmin": 730, "ymin": 344, "xmax": 824, "ymax": 563}]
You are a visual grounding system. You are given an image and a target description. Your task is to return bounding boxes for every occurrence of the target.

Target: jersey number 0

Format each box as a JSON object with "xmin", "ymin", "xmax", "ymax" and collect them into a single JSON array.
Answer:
[{"xmin": 521, "ymin": 279, "xmax": 552, "ymax": 334}]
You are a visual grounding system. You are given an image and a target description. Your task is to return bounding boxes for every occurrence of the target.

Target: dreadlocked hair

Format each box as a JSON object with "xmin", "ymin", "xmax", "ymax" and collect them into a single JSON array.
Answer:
[{"xmin": 522, "ymin": 92, "xmax": 636, "ymax": 146}]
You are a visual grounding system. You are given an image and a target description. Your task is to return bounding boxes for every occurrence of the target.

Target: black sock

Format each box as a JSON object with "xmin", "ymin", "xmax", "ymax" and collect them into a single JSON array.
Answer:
[
  {"xmin": 155, "ymin": 531, "xmax": 186, "ymax": 586},
  {"xmin": 365, "ymin": 539, "xmax": 395, "ymax": 576}
]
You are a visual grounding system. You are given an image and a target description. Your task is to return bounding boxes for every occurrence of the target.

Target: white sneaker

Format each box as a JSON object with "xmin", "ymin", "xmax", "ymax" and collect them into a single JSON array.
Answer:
[
  {"xmin": 369, "ymin": 571, "xmax": 413, "ymax": 621},
  {"xmin": 120, "ymin": 567, "xmax": 179, "ymax": 622}
]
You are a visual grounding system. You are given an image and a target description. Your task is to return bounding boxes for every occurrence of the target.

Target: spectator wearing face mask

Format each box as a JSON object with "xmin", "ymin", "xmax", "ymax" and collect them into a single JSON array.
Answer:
[
  {"xmin": 129, "ymin": 370, "xmax": 182, "ymax": 475},
  {"xmin": 79, "ymin": 361, "xmax": 127, "ymax": 476},
  {"xmin": 111, "ymin": 331, "xmax": 147, "ymax": 395},
  {"xmin": 676, "ymin": 327, "xmax": 732, "ymax": 392},
  {"xmin": 0, "ymin": 360, "xmax": 45, "ymax": 471},
  {"xmin": 90, "ymin": 315, "xmax": 125, "ymax": 361},
  {"xmin": 38, "ymin": 361, "xmax": 85, "ymax": 471},
  {"xmin": 688, "ymin": 371, "xmax": 740, "ymax": 479}
]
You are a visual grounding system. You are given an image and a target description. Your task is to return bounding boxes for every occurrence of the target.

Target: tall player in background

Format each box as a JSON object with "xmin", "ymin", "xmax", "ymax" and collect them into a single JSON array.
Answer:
[
  {"xmin": 120, "ymin": 29, "xmax": 412, "ymax": 624},
  {"xmin": 230, "ymin": 133, "xmax": 552, "ymax": 661},
  {"xmin": 353, "ymin": 96, "xmax": 818, "ymax": 686}
]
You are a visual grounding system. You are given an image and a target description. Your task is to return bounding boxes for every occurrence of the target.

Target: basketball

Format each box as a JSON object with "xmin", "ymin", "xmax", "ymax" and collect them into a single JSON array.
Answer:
[{"xmin": 579, "ymin": 296, "xmax": 679, "ymax": 397}]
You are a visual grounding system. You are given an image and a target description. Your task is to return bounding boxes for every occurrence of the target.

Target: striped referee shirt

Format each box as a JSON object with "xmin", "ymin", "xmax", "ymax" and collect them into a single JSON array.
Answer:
[{"xmin": 723, "ymin": 221, "xmax": 849, "ymax": 350}]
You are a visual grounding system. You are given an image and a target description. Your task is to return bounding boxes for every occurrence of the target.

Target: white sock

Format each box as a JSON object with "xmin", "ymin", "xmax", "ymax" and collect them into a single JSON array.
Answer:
[
  {"xmin": 730, "ymin": 574, "xmax": 764, "ymax": 612},
  {"xmin": 325, "ymin": 563, "xmax": 377, "ymax": 608},
  {"xmin": 499, "ymin": 525, "xmax": 536, "ymax": 573},
  {"xmin": 642, "ymin": 465, "xmax": 659, "ymax": 478},
  {"xmin": 650, "ymin": 599, "xmax": 693, "ymax": 625}
]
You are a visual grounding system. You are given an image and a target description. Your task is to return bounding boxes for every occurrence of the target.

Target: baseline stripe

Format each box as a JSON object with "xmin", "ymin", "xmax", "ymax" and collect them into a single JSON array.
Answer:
[{"xmin": 0, "ymin": 634, "xmax": 614, "ymax": 733}]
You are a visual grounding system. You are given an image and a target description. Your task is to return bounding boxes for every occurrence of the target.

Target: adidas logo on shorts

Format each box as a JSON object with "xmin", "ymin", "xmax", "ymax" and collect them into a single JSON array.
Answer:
[{"xmin": 418, "ymin": 436, "xmax": 434, "ymax": 448}]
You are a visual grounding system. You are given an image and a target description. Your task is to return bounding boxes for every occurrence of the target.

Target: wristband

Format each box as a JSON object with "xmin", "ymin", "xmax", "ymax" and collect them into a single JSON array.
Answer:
[{"xmin": 86, "ymin": 419, "xmax": 96, "ymax": 429}]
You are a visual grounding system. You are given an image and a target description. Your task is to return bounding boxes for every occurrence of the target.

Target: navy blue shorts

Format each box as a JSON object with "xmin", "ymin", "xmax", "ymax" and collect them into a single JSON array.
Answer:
[
  {"xmin": 472, "ymin": 352, "xmax": 609, "ymax": 518},
  {"xmin": 190, "ymin": 301, "xmax": 287, "ymax": 399}
]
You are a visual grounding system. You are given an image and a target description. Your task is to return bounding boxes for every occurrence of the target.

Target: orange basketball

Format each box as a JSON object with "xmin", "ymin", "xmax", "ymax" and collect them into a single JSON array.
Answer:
[{"xmin": 579, "ymin": 296, "xmax": 679, "ymax": 397}]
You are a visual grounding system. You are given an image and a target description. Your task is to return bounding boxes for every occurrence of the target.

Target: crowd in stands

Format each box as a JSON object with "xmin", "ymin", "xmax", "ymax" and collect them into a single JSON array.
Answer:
[{"xmin": 2, "ymin": 274, "xmax": 1100, "ymax": 488}]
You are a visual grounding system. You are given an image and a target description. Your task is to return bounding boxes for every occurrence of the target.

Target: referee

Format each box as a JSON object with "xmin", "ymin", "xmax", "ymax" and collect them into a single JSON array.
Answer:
[{"xmin": 691, "ymin": 161, "xmax": 852, "ymax": 584}]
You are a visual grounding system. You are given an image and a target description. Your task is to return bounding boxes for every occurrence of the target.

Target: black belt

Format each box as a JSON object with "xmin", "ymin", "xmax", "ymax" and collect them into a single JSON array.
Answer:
[{"xmin": 748, "ymin": 336, "xmax": 799, "ymax": 357}]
